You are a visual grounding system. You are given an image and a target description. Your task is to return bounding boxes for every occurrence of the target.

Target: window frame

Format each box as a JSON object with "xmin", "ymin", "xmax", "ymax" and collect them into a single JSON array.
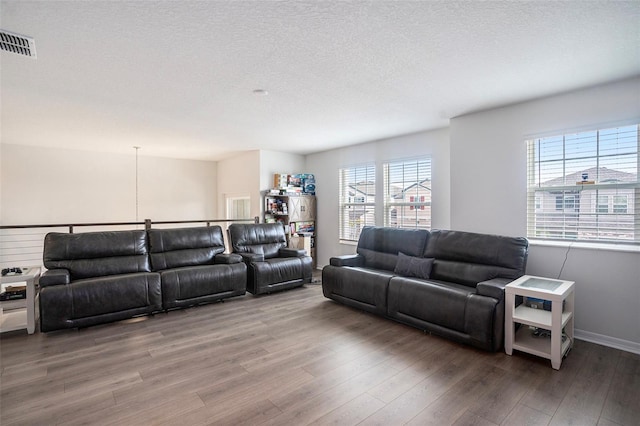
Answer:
[
  {"xmin": 383, "ymin": 157, "xmax": 433, "ymax": 230},
  {"xmin": 338, "ymin": 163, "xmax": 376, "ymax": 242},
  {"xmin": 526, "ymin": 124, "xmax": 639, "ymax": 245}
]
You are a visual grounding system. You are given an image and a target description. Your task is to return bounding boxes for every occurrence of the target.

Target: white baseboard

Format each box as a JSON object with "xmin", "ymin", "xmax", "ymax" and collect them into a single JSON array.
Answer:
[{"xmin": 574, "ymin": 329, "xmax": 640, "ymax": 355}]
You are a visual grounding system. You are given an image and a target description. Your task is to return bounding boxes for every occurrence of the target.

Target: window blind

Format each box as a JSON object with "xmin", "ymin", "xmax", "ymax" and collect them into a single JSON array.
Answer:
[
  {"xmin": 384, "ymin": 157, "xmax": 432, "ymax": 230},
  {"xmin": 339, "ymin": 164, "xmax": 375, "ymax": 241},
  {"xmin": 527, "ymin": 124, "xmax": 639, "ymax": 243}
]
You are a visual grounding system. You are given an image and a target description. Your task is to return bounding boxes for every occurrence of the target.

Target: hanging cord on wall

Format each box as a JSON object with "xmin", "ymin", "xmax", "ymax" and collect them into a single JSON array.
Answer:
[
  {"xmin": 557, "ymin": 242, "xmax": 573, "ymax": 279},
  {"xmin": 134, "ymin": 146, "xmax": 140, "ymax": 222}
]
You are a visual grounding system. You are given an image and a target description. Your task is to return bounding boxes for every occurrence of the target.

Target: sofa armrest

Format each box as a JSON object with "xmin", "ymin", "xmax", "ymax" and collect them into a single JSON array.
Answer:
[
  {"xmin": 329, "ymin": 254, "xmax": 364, "ymax": 267},
  {"xmin": 476, "ymin": 277, "xmax": 511, "ymax": 300},
  {"xmin": 239, "ymin": 252, "xmax": 265, "ymax": 263},
  {"xmin": 214, "ymin": 253, "xmax": 243, "ymax": 264},
  {"xmin": 279, "ymin": 248, "xmax": 306, "ymax": 258},
  {"xmin": 39, "ymin": 269, "xmax": 70, "ymax": 288}
]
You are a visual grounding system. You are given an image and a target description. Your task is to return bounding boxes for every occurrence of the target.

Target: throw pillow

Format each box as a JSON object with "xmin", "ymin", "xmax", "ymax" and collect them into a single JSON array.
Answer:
[{"xmin": 394, "ymin": 252, "xmax": 434, "ymax": 279}]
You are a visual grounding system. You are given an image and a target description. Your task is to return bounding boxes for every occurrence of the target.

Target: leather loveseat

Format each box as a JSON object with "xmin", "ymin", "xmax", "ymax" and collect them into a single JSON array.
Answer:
[
  {"xmin": 228, "ymin": 223, "xmax": 312, "ymax": 295},
  {"xmin": 322, "ymin": 226, "xmax": 528, "ymax": 351},
  {"xmin": 39, "ymin": 226, "xmax": 246, "ymax": 332}
]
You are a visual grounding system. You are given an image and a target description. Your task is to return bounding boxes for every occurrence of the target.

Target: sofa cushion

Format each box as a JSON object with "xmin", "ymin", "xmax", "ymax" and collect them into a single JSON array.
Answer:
[
  {"xmin": 250, "ymin": 257, "xmax": 306, "ymax": 286},
  {"xmin": 321, "ymin": 265, "xmax": 393, "ymax": 316},
  {"xmin": 394, "ymin": 252, "xmax": 434, "ymax": 279},
  {"xmin": 430, "ymin": 259, "xmax": 519, "ymax": 287},
  {"xmin": 160, "ymin": 263, "xmax": 246, "ymax": 308},
  {"xmin": 425, "ymin": 230, "xmax": 528, "ymax": 284},
  {"xmin": 148, "ymin": 226, "xmax": 225, "ymax": 270},
  {"xmin": 70, "ymin": 272, "xmax": 161, "ymax": 318},
  {"xmin": 357, "ymin": 226, "xmax": 429, "ymax": 271},
  {"xmin": 228, "ymin": 223, "xmax": 287, "ymax": 259},
  {"xmin": 43, "ymin": 231, "xmax": 151, "ymax": 279},
  {"xmin": 387, "ymin": 276, "xmax": 473, "ymax": 332}
]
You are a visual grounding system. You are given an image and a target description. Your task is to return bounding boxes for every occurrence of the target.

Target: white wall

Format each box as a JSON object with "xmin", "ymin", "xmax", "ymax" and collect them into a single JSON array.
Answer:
[
  {"xmin": 0, "ymin": 143, "xmax": 218, "ymax": 268},
  {"xmin": 137, "ymin": 154, "xmax": 217, "ymax": 221},
  {"xmin": 259, "ymin": 150, "xmax": 306, "ymax": 192},
  {"xmin": 0, "ymin": 144, "xmax": 217, "ymax": 224},
  {"xmin": 259, "ymin": 150, "xmax": 306, "ymax": 218},
  {"xmin": 216, "ymin": 150, "xmax": 261, "ymax": 220},
  {"xmin": 306, "ymin": 128, "xmax": 451, "ymax": 268},
  {"xmin": 449, "ymin": 76, "xmax": 640, "ymax": 350}
]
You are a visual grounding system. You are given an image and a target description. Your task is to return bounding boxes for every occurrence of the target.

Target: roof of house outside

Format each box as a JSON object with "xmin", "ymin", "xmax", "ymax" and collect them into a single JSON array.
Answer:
[
  {"xmin": 348, "ymin": 182, "xmax": 376, "ymax": 197},
  {"xmin": 543, "ymin": 167, "xmax": 637, "ymax": 186},
  {"xmin": 348, "ymin": 178, "xmax": 433, "ymax": 198},
  {"xmin": 392, "ymin": 179, "xmax": 432, "ymax": 200}
]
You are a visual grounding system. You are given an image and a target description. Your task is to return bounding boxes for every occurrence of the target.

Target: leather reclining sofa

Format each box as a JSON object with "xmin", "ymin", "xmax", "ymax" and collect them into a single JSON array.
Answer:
[
  {"xmin": 322, "ymin": 226, "xmax": 529, "ymax": 351},
  {"xmin": 228, "ymin": 223, "xmax": 313, "ymax": 295},
  {"xmin": 39, "ymin": 226, "xmax": 246, "ymax": 332}
]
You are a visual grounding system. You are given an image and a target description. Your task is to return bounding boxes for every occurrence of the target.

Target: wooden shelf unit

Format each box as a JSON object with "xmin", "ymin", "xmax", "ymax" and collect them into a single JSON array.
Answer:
[{"xmin": 264, "ymin": 192, "xmax": 316, "ymax": 267}]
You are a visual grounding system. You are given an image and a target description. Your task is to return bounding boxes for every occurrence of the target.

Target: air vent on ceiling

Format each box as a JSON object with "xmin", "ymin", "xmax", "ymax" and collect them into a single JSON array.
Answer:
[{"xmin": 0, "ymin": 29, "xmax": 36, "ymax": 59}]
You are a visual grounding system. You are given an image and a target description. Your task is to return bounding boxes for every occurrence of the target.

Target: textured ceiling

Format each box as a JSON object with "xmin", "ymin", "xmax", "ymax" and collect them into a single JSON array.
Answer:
[{"xmin": 1, "ymin": 0, "xmax": 639, "ymax": 160}]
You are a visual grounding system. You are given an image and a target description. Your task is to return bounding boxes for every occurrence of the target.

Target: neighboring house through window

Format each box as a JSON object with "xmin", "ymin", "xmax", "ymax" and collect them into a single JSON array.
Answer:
[
  {"xmin": 527, "ymin": 124, "xmax": 639, "ymax": 243},
  {"xmin": 384, "ymin": 157, "xmax": 432, "ymax": 230},
  {"xmin": 339, "ymin": 164, "xmax": 375, "ymax": 241}
]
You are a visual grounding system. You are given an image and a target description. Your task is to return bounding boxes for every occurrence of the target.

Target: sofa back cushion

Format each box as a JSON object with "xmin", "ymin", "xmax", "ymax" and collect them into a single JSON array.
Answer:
[
  {"xmin": 356, "ymin": 226, "xmax": 430, "ymax": 272},
  {"xmin": 228, "ymin": 223, "xmax": 287, "ymax": 259},
  {"xmin": 424, "ymin": 230, "xmax": 528, "ymax": 286},
  {"xmin": 148, "ymin": 226, "xmax": 225, "ymax": 271},
  {"xmin": 43, "ymin": 230, "xmax": 150, "ymax": 280}
]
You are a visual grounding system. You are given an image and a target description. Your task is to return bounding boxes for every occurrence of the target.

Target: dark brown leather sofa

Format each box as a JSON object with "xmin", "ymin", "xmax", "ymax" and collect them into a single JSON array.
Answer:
[
  {"xmin": 39, "ymin": 226, "xmax": 246, "ymax": 332},
  {"xmin": 322, "ymin": 226, "xmax": 529, "ymax": 351}
]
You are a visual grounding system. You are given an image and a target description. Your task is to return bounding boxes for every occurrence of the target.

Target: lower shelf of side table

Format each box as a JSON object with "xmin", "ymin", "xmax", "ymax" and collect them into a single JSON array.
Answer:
[
  {"xmin": 0, "ymin": 307, "xmax": 28, "ymax": 333},
  {"xmin": 512, "ymin": 326, "xmax": 571, "ymax": 360}
]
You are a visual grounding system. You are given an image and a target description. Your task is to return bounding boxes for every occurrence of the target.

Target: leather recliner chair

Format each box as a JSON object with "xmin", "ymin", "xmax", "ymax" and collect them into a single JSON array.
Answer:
[{"xmin": 228, "ymin": 223, "xmax": 312, "ymax": 295}]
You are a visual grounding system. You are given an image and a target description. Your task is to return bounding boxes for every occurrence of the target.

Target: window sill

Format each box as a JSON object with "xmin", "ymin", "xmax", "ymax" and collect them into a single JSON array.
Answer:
[
  {"xmin": 339, "ymin": 240, "xmax": 358, "ymax": 246},
  {"xmin": 529, "ymin": 239, "xmax": 640, "ymax": 253}
]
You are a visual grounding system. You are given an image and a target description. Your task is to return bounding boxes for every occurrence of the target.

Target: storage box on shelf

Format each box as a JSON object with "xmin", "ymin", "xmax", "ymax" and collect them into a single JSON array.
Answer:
[{"xmin": 505, "ymin": 275, "xmax": 575, "ymax": 370}]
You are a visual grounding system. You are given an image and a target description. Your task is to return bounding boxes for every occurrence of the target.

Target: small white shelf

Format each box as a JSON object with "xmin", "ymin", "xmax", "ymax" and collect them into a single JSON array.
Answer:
[
  {"xmin": 505, "ymin": 275, "xmax": 575, "ymax": 370},
  {"xmin": 513, "ymin": 305, "xmax": 573, "ymax": 329},
  {"xmin": 0, "ymin": 267, "xmax": 40, "ymax": 334}
]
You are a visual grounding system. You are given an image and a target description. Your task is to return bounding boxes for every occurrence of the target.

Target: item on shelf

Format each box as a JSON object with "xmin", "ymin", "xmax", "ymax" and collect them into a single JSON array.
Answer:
[
  {"xmin": 297, "ymin": 173, "xmax": 316, "ymax": 195},
  {"xmin": 294, "ymin": 221, "xmax": 315, "ymax": 234},
  {"xmin": 274, "ymin": 174, "xmax": 288, "ymax": 189},
  {"xmin": 0, "ymin": 290, "xmax": 27, "ymax": 301},
  {"xmin": 531, "ymin": 327, "xmax": 551, "ymax": 338},
  {"xmin": 0, "ymin": 283, "xmax": 27, "ymax": 301},
  {"xmin": 530, "ymin": 327, "xmax": 569, "ymax": 344},
  {"xmin": 272, "ymin": 173, "xmax": 316, "ymax": 194},
  {"xmin": 2, "ymin": 267, "xmax": 22, "ymax": 276},
  {"xmin": 524, "ymin": 296, "xmax": 565, "ymax": 312},
  {"xmin": 288, "ymin": 175, "xmax": 302, "ymax": 188}
]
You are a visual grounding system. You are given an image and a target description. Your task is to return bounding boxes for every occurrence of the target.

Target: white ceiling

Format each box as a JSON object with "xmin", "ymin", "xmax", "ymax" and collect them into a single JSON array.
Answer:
[{"xmin": 1, "ymin": 1, "xmax": 639, "ymax": 161}]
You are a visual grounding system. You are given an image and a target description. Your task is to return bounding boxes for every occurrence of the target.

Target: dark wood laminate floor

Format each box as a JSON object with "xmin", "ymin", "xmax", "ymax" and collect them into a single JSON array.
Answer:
[{"xmin": 1, "ymin": 282, "xmax": 638, "ymax": 426}]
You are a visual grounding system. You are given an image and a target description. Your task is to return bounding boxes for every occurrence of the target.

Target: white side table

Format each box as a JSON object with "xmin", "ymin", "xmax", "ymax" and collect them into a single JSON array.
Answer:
[
  {"xmin": 505, "ymin": 275, "xmax": 575, "ymax": 370},
  {"xmin": 0, "ymin": 266, "xmax": 41, "ymax": 334}
]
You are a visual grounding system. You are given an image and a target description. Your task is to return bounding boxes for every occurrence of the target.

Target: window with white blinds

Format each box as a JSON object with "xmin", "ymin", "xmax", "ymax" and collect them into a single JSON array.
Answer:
[
  {"xmin": 526, "ymin": 124, "xmax": 639, "ymax": 244},
  {"xmin": 384, "ymin": 157, "xmax": 432, "ymax": 230},
  {"xmin": 339, "ymin": 164, "xmax": 375, "ymax": 241}
]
